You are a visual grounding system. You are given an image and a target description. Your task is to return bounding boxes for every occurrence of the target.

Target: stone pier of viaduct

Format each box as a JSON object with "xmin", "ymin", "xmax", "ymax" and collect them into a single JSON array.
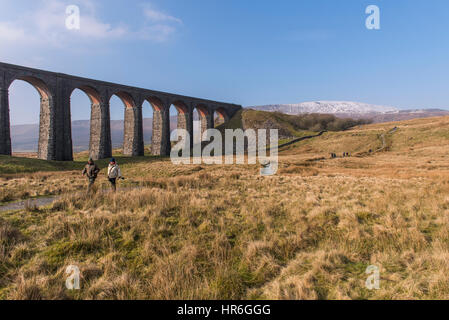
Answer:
[{"xmin": 0, "ymin": 62, "xmax": 241, "ymax": 161}]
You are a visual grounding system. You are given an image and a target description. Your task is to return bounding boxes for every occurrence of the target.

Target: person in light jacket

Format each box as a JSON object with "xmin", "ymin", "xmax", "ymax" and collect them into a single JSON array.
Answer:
[{"xmin": 107, "ymin": 158, "xmax": 123, "ymax": 192}]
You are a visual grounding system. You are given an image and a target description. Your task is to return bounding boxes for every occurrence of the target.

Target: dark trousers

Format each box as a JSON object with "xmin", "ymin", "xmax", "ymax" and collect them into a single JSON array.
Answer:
[
  {"xmin": 108, "ymin": 178, "xmax": 117, "ymax": 192},
  {"xmin": 87, "ymin": 177, "xmax": 96, "ymax": 192}
]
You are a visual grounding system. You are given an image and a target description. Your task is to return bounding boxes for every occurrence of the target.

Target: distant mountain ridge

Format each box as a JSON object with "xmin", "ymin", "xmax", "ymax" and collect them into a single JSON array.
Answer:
[
  {"xmin": 10, "ymin": 119, "xmax": 152, "ymax": 153},
  {"xmin": 251, "ymin": 101, "xmax": 398, "ymax": 114},
  {"xmin": 250, "ymin": 101, "xmax": 449, "ymax": 124},
  {"xmin": 11, "ymin": 116, "xmax": 197, "ymax": 152}
]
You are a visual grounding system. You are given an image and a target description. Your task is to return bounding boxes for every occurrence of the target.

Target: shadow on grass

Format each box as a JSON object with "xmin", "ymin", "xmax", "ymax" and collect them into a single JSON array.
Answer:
[{"xmin": 0, "ymin": 150, "xmax": 166, "ymax": 175}]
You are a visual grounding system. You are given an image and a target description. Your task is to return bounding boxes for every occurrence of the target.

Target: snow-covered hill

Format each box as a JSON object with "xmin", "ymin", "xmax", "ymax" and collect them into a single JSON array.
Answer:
[
  {"xmin": 250, "ymin": 101, "xmax": 398, "ymax": 115},
  {"xmin": 249, "ymin": 101, "xmax": 449, "ymax": 124}
]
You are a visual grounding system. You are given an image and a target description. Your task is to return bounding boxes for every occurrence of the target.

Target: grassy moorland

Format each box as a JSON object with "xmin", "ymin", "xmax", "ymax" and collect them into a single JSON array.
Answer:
[
  {"xmin": 1, "ymin": 116, "xmax": 449, "ymax": 299},
  {"xmin": 221, "ymin": 109, "xmax": 370, "ymax": 139}
]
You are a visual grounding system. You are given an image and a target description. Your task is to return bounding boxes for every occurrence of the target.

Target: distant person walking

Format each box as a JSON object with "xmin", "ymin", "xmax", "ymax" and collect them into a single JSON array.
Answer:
[
  {"xmin": 107, "ymin": 158, "xmax": 123, "ymax": 192},
  {"xmin": 82, "ymin": 157, "xmax": 100, "ymax": 193}
]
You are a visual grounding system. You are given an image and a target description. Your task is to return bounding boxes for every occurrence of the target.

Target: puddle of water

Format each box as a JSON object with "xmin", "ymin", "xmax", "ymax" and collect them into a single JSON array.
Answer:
[
  {"xmin": 0, "ymin": 186, "xmax": 144, "ymax": 213},
  {"xmin": 0, "ymin": 196, "xmax": 58, "ymax": 212}
]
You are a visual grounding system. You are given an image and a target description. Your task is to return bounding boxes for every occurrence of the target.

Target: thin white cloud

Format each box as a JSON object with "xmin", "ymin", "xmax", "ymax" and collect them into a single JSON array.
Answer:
[
  {"xmin": 139, "ymin": 3, "xmax": 183, "ymax": 42},
  {"xmin": 143, "ymin": 7, "xmax": 183, "ymax": 24},
  {"xmin": 0, "ymin": 0, "xmax": 181, "ymax": 47}
]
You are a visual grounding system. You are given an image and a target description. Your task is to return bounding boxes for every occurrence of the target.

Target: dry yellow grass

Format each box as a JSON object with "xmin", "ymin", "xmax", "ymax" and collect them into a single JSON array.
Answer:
[{"xmin": 1, "ymin": 116, "xmax": 449, "ymax": 300}]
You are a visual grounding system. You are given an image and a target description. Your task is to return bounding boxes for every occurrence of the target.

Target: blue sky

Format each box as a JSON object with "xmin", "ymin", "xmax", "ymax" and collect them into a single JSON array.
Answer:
[{"xmin": 2, "ymin": 0, "xmax": 449, "ymax": 124}]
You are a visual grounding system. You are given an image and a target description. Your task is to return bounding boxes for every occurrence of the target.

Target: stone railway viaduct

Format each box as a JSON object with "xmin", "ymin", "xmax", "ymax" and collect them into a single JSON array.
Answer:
[{"xmin": 0, "ymin": 62, "xmax": 241, "ymax": 161}]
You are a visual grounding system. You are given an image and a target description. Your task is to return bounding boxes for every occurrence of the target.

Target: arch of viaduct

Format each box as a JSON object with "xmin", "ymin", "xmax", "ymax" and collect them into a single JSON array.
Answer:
[{"xmin": 0, "ymin": 62, "xmax": 241, "ymax": 161}]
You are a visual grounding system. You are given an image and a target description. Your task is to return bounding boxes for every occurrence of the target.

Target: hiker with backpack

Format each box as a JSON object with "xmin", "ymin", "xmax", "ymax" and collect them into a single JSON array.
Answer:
[
  {"xmin": 107, "ymin": 158, "xmax": 123, "ymax": 192},
  {"xmin": 82, "ymin": 157, "xmax": 100, "ymax": 193}
]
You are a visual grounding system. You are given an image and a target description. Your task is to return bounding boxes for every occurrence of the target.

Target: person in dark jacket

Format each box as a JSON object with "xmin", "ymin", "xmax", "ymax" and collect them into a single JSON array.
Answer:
[{"xmin": 82, "ymin": 157, "xmax": 100, "ymax": 192}]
